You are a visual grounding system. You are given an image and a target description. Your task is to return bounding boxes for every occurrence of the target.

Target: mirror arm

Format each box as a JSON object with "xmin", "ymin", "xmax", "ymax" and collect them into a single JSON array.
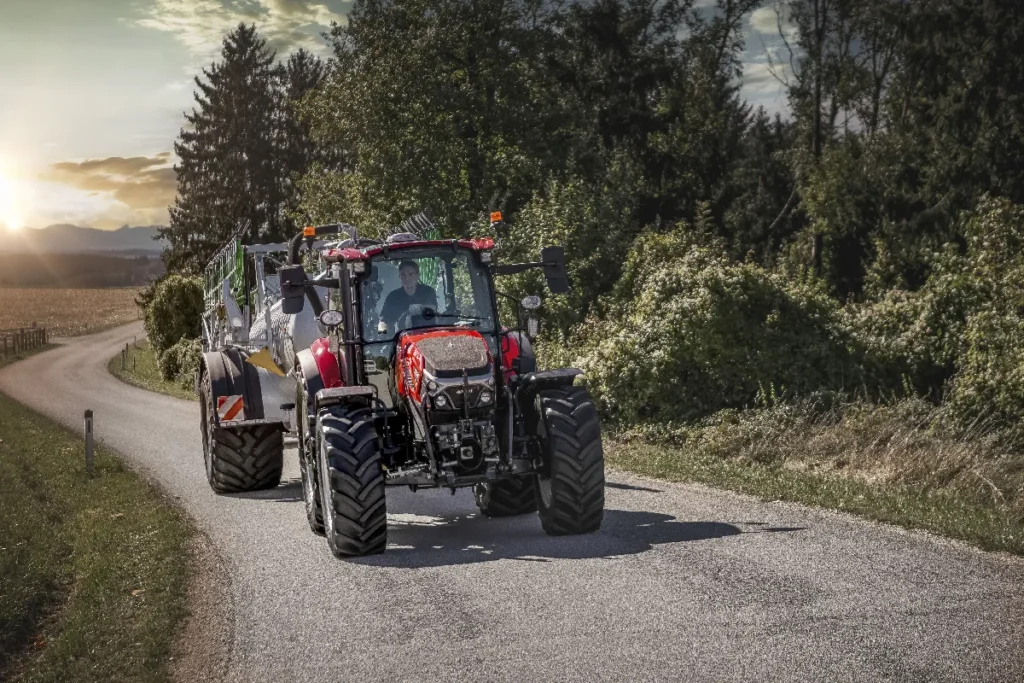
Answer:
[{"xmin": 493, "ymin": 262, "xmax": 543, "ymax": 276}]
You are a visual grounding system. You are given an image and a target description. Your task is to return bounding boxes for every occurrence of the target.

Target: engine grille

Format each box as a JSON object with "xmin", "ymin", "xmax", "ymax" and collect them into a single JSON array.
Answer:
[{"xmin": 417, "ymin": 334, "xmax": 490, "ymax": 378}]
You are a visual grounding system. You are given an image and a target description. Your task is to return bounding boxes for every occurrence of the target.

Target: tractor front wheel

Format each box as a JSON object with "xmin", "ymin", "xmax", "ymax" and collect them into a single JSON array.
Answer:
[
  {"xmin": 316, "ymin": 404, "xmax": 387, "ymax": 557},
  {"xmin": 534, "ymin": 386, "xmax": 605, "ymax": 535}
]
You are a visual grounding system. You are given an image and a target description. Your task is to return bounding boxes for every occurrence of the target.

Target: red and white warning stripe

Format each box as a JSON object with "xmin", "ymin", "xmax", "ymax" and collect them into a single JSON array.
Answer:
[{"xmin": 217, "ymin": 395, "xmax": 245, "ymax": 423}]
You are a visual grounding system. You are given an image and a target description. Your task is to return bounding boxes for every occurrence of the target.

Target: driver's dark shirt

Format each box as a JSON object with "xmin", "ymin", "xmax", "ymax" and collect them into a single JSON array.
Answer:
[{"xmin": 379, "ymin": 283, "xmax": 438, "ymax": 329}]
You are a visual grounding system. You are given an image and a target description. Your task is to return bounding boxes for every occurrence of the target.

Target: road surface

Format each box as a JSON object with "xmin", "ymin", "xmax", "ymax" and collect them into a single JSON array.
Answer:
[{"xmin": 2, "ymin": 323, "xmax": 1022, "ymax": 682}]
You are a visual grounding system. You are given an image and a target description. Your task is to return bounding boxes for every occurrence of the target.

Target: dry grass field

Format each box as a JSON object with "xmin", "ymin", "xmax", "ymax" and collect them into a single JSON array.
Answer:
[{"xmin": 0, "ymin": 288, "xmax": 142, "ymax": 337}]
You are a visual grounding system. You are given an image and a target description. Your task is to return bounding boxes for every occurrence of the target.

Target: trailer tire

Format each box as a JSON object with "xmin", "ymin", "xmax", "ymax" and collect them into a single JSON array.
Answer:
[
  {"xmin": 317, "ymin": 404, "xmax": 387, "ymax": 557},
  {"xmin": 200, "ymin": 373, "xmax": 284, "ymax": 494},
  {"xmin": 534, "ymin": 386, "xmax": 605, "ymax": 535},
  {"xmin": 474, "ymin": 477, "xmax": 537, "ymax": 517}
]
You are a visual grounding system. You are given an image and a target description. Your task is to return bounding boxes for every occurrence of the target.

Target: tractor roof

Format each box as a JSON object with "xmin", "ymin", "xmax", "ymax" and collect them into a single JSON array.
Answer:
[{"xmin": 322, "ymin": 237, "xmax": 495, "ymax": 263}]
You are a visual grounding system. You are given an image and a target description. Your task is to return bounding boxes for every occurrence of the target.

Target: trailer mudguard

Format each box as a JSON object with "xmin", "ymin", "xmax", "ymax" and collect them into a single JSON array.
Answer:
[{"xmin": 202, "ymin": 348, "xmax": 266, "ymax": 422}]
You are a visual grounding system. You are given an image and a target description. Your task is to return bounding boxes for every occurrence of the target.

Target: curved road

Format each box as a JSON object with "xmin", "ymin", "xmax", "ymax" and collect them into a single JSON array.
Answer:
[{"xmin": 2, "ymin": 323, "xmax": 1023, "ymax": 682}]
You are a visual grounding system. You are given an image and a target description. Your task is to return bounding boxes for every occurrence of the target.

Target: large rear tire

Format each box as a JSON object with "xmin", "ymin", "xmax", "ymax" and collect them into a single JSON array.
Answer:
[
  {"xmin": 317, "ymin": 404, "xmax": 387, "ymax": 557},
  {"xmin": 200, "ymin": 374, "xmax": 283, "ymax": 494},
  {"xmin": 534, "ymin": 386, "xmax": 605, "ymax": 535},
  {"xmin": 474, "ymin": 477, "xmax": 537, "ymax": 517}
]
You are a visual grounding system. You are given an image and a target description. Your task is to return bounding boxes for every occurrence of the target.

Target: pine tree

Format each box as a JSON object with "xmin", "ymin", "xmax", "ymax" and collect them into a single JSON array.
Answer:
[
  {"xmin": 280, "ymin": 48, "xmax": 331, "ymax": 228},
  {"xmin": 162, "ymin": 24, "xmax": 285, "ymax": 273}
]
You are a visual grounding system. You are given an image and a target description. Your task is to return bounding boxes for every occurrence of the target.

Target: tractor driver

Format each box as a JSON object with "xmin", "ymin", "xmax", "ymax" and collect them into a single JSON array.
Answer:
[{"xmin": 378, "ymin": 260, "xmax": 438, "ymax": 333}]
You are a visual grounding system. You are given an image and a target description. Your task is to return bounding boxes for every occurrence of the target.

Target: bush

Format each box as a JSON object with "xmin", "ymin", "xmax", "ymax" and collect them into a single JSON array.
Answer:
[
  {"xmin": 560, "ymin": 229, "xmax": 864, "ymax": 424},
  {"xmin": 158, "ymin": 337, "xmax": 203, "ymax": 387},
  {"xmin": 144, "ymin": 274, "xmax": 203, "ymax": 355}
]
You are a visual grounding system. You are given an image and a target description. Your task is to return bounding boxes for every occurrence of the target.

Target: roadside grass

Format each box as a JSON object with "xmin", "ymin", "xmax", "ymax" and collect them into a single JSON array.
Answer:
[
  {"xmin": 0, "ymin": 391, "xmax": 192, "ymax": 682},
  {"xmin": 609, "ymin": 397, "xmax": 1024, "ymax": 555},
  {"xmin": 108, "ymin": 340, "xmax": 196, "ymax": 402}
]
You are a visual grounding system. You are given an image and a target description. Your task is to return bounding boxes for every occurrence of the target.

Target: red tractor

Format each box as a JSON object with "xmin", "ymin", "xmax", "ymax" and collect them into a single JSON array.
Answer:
[{"xmin": 278, "ymin": 217, "xmax": 605, "ymax": 557}]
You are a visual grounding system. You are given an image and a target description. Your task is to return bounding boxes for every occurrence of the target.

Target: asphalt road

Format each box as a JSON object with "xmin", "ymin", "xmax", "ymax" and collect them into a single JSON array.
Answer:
[{"xmin": 2, "ymin": 322, "xmax": 1023, "ymax": 682}]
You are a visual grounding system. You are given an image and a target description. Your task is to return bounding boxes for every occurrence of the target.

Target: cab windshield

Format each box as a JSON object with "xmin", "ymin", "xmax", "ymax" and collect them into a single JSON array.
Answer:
[{"xmin": 360, "ymin": 246, "xmax": 496, "ymax": 342}]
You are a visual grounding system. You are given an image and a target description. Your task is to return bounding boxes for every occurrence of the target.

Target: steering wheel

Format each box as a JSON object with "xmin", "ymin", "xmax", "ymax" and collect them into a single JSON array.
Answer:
[{"xmin": 396, "ymin": 305, "xmax": 436, "ymax": 332}]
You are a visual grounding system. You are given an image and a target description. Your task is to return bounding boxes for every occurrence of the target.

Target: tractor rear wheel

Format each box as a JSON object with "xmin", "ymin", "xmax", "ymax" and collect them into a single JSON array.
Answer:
[
  {"xmin": 200, "ymin": 373, "xmax": 284, "ymax": 493},
  {"xmin": 534, "ymin": 386, "xmax": 605, "ymax": 535},
  {"xmin": 317, "ymin": 404, "xmax": 387, "ymax": 557},
  {"xmin": 474, "ymin": 477, "xmax": 537, "ymax": 517}
]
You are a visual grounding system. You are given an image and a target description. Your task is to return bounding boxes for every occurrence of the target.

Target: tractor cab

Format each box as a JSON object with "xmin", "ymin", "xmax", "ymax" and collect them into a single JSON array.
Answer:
[{"xmin": 325, "ymin": 237, "xmax": 501, "ymax": 410}]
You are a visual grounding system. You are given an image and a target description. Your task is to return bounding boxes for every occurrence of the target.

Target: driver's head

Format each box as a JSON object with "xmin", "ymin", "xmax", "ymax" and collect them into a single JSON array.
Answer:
[{"xmin": 398, "ymin": 260, "xmax": 420, "ymax": 295}]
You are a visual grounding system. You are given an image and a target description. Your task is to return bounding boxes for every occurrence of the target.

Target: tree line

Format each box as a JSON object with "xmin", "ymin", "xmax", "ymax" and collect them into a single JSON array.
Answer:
[{"xmin": 161, "ymin": 0, "xmax": 1024, "ymax": 436}]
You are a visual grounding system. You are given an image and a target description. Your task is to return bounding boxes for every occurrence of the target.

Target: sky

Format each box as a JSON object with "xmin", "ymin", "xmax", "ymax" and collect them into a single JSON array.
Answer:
[{"xmin": 0, "ymin": 0, "xmax": 791, "ymax": 234}]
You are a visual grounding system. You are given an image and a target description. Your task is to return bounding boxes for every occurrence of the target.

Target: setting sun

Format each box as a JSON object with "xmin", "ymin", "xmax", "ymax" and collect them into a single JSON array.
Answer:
[{"xmin": 0, "ymin": 163, "xmax": 24, "ymax": 231}]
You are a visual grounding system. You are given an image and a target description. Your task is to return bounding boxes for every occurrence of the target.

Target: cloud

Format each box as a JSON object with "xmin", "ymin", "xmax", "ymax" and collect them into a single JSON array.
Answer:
[
  {"xmin": 43, "ymin": 154, "xmax": 178, "ymax": 226},
  {"xmin": 749, "ymin": 3, "xmax": 797, "ymax": 40},
  {"xmin": 136, "ymin": 0, "xmax": 346, "ymax": 65}
]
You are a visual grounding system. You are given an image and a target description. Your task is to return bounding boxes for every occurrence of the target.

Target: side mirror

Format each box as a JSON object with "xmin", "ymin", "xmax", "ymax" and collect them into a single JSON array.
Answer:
[
  {"xmin": 541, "ymin": 246, "xmax": 570, "ymax": 294},
  {"xmin": 279, "ymin": 264, "xmax": 307, "ymax": 315}
]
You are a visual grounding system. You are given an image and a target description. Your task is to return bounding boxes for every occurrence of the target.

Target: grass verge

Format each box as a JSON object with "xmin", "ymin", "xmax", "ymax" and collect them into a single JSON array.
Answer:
[
  {"xmin": 0, "ymin": 391, "xmax": 193, "ymax": 682},
  {"xmin": 108, "ymin": 340, "xmax": 196, "ymax": 402},
  {"xmin": 610, "ymin": 397, "xmax": 1024, "ymax": 555}
]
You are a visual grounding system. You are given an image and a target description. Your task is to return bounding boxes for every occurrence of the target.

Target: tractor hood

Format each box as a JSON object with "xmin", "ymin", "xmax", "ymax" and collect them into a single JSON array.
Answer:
[{"xmin": 396, "ymin": 329, "xmax": 493, "ymax": 403}]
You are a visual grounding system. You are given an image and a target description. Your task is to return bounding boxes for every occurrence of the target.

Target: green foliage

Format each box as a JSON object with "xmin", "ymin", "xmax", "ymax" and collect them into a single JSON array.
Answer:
[
  {"xmin": 497, "ymin": 179, "xmax": 638, "ymax": 339},
  {"xmin": 560, "ymin": 229, "xmax": 862, "ymax": 423},
  {"xmin": 157, "ymin": 337, "xmax": 203, "ymax": 387},
  {"xmin": 144, "ymin": 274, "xmax": 203, "ymax": 356}
]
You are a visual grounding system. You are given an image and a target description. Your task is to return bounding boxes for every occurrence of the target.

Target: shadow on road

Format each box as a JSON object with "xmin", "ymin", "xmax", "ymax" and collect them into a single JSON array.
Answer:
[
  {"xmin": 605, "ymin": 481, "xmax": 664, "ymax": 493},
  {"xmin": 351, "ymin": 502, "xmax": 768, "ymax": 569},
  {"xmin": 227, "ymin": 478, "xmax": 303, "ymax": 503}
]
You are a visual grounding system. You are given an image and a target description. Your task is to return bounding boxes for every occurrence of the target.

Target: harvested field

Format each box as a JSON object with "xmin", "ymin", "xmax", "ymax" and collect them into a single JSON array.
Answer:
[{"xmin": 0, "ymin": 288, "xmax": 142, "ymax": 337}]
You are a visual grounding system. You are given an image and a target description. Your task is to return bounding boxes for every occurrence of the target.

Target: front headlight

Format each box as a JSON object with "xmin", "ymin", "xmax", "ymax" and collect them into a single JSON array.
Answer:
[
  {"xmin": 434, "ymin": 394, "xmax": 450, "ymax": 409},
  {"xmin": 478, "ymin": 390, "xmax": 493, "ymax": 405}
]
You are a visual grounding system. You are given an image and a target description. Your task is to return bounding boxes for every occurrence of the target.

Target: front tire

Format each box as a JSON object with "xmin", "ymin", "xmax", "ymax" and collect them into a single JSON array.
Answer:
[
  {"xmin": 317, "ymin": 404, "xmax": 387, "ymax": 557},
  {"xmin": 534, "ymin": 386, "xmax": 605, "ymax": 535},
  {"xmin": 200, "ymin": 373, "xmax": 283, "ymax": 493},
  {"xmin": 474, "ymin": 477, "xmax": 537, "ymax": 517}
]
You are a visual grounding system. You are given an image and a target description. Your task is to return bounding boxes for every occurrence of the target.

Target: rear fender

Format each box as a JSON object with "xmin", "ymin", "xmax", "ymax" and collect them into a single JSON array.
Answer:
[
  {"xmin": 501, "ymin": 330, "xmax": 536, "ymax": 381},
  {"xmin": 515, "ymin": 368, "xmax": 583, "ymax": 410}
]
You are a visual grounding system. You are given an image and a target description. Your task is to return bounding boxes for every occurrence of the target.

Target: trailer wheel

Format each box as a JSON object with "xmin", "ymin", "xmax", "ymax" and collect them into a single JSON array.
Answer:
[
  {"xmin": 200, "ymin": 373, "xmax": 284, "ymax": 494},
  {"xmin": 474, "ymin": 477, "xmax": 537, "ymax": 517},
  {"xmin": 534, "ymin": 386, "xmax": 605, "ymax": 535},
  {"xmin": 317, "ymin": 404, "xmax": 387, "ymax": 557}
]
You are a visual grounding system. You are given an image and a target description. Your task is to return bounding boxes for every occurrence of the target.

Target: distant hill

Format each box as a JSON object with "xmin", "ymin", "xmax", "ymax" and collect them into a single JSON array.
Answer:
[
  {"xmin": 0, "ymin": 252, "xmax": 165, "ymax": 288},
  {"xmin": 0, "ymin": 225, "xmax": 166, "ymax": 254}
]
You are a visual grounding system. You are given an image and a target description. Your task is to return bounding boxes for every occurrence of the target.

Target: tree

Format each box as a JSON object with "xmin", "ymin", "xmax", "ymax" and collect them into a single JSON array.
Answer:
[
  {"xmin": 280, "ymin": 49, "xmax": 333, "ymax": 227},
  {"xmin": 162, "ymin": 24, "xmax": 286, "ymax": 273}
]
